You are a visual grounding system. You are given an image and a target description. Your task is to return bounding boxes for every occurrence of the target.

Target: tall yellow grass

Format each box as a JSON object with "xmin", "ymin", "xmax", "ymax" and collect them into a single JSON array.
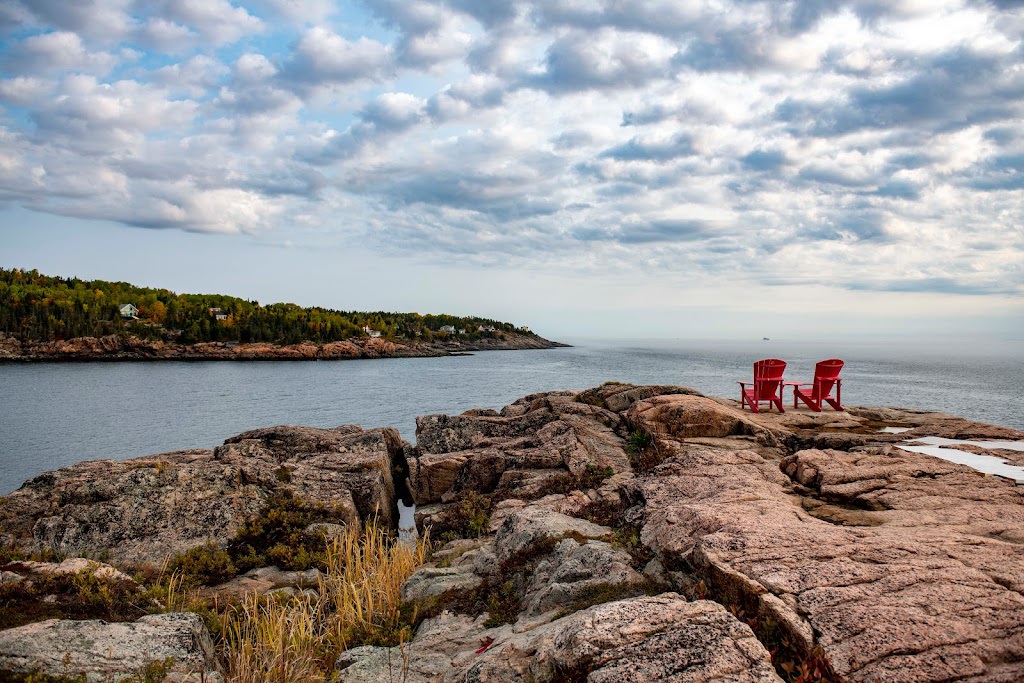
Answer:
[{"xmin": 221, "ymin": 525, "xmax": 429, "ymax": 683}]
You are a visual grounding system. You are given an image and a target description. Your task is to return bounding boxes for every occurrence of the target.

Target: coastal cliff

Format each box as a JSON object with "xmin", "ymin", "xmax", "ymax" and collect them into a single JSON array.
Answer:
[
  {"xmin": 0, "ymin": 330, "xmax": 568, "ymax": 362},
  {"xmin": 1, "ymin": 384, "xmax": 1022, "ymax": 682}
]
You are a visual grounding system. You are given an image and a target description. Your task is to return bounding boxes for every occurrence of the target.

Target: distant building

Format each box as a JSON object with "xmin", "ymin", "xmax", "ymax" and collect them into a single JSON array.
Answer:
[
  {"xmin": 478, "ymin": 325, "xmax": 496, "ymax": 332},
  {"xmin": 363, "ymin": 325, "xmax": 382, "ymax": 338},
  {"xmin": 439, "ymin": 325, "xmax": 456, "ymax": 334},
  {"xmin": 119, "ymin": 304, "xmax": 138, "ymax": 319},
  {"xmin": 209, "ymin": 307, "xmax": 228, "ymax": 321}
]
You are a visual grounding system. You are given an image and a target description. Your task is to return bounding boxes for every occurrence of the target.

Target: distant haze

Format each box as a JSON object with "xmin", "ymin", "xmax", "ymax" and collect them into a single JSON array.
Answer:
[{"xmin": 1, "ymin": 2, "xmax": 1022, "ymax": 340}]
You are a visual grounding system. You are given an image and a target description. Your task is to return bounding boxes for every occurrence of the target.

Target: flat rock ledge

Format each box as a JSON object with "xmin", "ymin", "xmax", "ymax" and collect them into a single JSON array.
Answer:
[{"xmin": 0, "ymin": 613, "xmax": 224, "ymax": 682}]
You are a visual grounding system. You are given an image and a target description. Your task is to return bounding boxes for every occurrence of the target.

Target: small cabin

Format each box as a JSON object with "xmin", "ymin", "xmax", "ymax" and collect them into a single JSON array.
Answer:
[
  {"xmin": 477, "ymin": 325, "xmax": 495, "ymax": 332},
  {"xmin": 209, "ymin": 307, "xmax": 228, "ymax": 321},
  {"xmin": 119, "ymin": 304, "xmax": 138, "ymax": 319},
  {"xmin": 439, "ymin": 325, "xmax": 456, "ymax": 334},
  {"xmin": 363, "ymin": 325, "xmax": 382, "ymax": 338}
]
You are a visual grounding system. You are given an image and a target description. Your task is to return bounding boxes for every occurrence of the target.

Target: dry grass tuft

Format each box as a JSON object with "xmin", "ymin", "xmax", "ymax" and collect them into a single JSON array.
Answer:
[{"xmin": 220, "ymin": 524, "xmax": 429, "ymax": 683}]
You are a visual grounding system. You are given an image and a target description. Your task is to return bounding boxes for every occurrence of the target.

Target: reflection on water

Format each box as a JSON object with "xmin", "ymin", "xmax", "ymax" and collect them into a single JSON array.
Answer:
[{"xmin": 898, "ymin": 436, "xmax": 1024, "ymax": 483}]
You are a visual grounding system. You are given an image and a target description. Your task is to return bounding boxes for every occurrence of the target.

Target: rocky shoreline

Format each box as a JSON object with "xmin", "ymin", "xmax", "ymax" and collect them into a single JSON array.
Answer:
[
  {"xmin": 1, "ymin": 384, "xmax": 1022, "ymax": 682},
  {"xmin": 0, "ymin": 331, "xmax": 569, "ymax": 363}
]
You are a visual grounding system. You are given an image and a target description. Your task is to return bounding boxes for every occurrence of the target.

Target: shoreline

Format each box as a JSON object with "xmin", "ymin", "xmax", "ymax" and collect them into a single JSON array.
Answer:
[{"xmin": 0, "ymin": 332, "xmax": 571, "ymax": 364}]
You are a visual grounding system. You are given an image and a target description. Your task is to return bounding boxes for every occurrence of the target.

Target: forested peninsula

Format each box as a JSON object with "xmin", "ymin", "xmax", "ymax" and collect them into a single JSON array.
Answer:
[{"xmin": 0, "ymin": 268, "xmax": 566, "ymax": 362}]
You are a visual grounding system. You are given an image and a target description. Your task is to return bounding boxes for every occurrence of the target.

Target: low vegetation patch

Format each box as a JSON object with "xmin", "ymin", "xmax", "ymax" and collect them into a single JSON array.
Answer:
[
  {"xmin": 158, "ymin": 491, "xmax": 353, "ymax": 591},
  {"xmin": 611, "ymin": 524, "xmax": 654, "ymax": 568},
  {"xmin": 0, "ymin": 544, "xmax": 63, "ymax": 565},
  {"xmin": 624, "ymin": 427, "xmax": 664, "ymax": 472},
  {"xmin": 0, "ymin": 565, "xmax": 148, "ymax": 630},
  {"xmin": 684, "ymin": 578, "xmax": 841, "ymax": 683},
  {"xmin": 434, "ymin": 491, "xmax": 491, "ymax": 543},
  {"xmin": 577, "ymin": 464, "xmax": 614, "ymax": 491},
  {"xmin": 2, "ymin": 500, "xmax": 432, "ymax": 683},
  {"xmin": 727, "ymin": 604, "xmax": 841, "ymax": 683},
  {"xmin": 574, "ymin": 388, "xmax": 606, "ymax": 407},
  {"xmin": 165, "ymin": 542, "xmax": 235, "ymax": 588}
]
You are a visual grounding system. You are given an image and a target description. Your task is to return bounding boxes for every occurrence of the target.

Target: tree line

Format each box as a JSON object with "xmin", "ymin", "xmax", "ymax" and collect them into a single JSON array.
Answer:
[{"xmin": 0, "ymin": 268, "xmax": 529, "ymax": 345}]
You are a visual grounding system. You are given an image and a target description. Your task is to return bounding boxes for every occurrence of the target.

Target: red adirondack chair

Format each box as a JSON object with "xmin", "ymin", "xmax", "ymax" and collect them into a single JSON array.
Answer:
[
  {"xmin": 793, "ymin": 359, "xmax": 844, "ymax": 412},
  {"xmin": 738, "ymin": 358, "xmax": 787, "ymax": 413}
]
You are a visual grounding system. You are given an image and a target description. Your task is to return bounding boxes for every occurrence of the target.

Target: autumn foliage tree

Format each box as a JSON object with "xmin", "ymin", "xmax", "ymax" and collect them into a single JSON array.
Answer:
[{"xmin": 0, "ymin": 268, "xmax": 530, "ymax": 346}]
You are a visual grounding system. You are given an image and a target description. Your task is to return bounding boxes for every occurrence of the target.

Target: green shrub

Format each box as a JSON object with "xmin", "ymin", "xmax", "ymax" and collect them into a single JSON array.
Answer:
[
  {"xmin": 577, "ymin": 464, "xmax": 614, "ymax": 490},
  {"xmin": 482, "ymin": 579, "xmax": 520, "ymax": 627},
  {"xmin": 625, "ymin": 429, "xmax": 651, "ymax": 453},
  {"xmin": 228, "ymin": 492, "xmax": 349, "ymax": 573},
  {"xmin": 625, "ymin": 428, "xmax": 663, "ymax": 472},
  {"xmin": 436, "ymin": 491, "xmax": 491, "ymax": 543},
  {"xmin": 166, "ymin": 543, "xmax": 236, "ymax": 588},
  {"xmin": 0, "ymin": 567, "xmax": 147, "ymax": 630}
]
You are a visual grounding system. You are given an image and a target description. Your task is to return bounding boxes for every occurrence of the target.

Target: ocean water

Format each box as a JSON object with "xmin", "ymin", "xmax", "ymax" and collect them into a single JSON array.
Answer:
[{"xmin": 1, "ymin": 337, "xmax": 1022, "ymax": 495}]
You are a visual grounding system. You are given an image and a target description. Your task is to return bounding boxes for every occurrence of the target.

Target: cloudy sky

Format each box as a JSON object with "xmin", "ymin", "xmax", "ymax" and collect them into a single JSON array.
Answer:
[{"xmin": 1, "ymin": 0, "xmax": 1022, "ymax": 341}]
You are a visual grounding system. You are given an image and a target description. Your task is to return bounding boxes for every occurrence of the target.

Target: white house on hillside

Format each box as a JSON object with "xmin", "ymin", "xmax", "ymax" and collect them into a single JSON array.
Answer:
[
  {"xmin": 119, "ymin": 304, "xmax": 138, "ymax": 319},
  {"xmin": 363, "ymin": 325, "xmax": 382, "ymax": 338},
  {"xmin": 439, "ymin": 325, "xmax": 456, "ymax": 334}
]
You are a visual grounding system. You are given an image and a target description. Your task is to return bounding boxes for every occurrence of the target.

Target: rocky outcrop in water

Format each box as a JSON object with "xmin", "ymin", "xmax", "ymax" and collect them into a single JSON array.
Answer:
[
  {"xmin": 0, "ymin": 425, "xmax": 405, "ymax": 565},
  {"xmin": 2, "ymin": 383, "xmax": 1023, "ymax": 682}
]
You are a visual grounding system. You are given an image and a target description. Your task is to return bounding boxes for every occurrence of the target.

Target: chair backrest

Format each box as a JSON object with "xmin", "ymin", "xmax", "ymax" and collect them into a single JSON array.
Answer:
[
  {"xmin": 812, "ymin": 359, "xmax": 843, "ymax": 398},
  {"xmin": 752, "ymin": 358, "xmax": 786, "ymax": 399}
]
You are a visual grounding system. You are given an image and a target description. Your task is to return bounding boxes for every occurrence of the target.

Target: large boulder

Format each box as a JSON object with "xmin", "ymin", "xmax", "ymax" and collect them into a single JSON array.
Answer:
[
  {"xmin": 0, "ymin": 612, "xmax": 224, "ymax": 682},
  {"xmin": 408, "ymin": 390, "xmax": 631, "ymax": 511},
  {"xmin": 626, "ymin": 393, "xmax": 789, "ymax": 447},
  {"xmin": 0, "ymin": 425, "xmax": 406, "ymax": 565}
]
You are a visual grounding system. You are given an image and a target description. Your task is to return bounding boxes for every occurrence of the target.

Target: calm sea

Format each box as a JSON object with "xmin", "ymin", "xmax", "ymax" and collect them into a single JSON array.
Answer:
[{"xmin": 1, "ymin": 338, "xmax": 1022, "ymax": 495}]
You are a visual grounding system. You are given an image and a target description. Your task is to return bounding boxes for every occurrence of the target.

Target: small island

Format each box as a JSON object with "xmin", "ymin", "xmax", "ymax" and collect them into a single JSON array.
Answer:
[{"xmin": 0, "ymin": 268, "xmax": 567, "ymax": 362}]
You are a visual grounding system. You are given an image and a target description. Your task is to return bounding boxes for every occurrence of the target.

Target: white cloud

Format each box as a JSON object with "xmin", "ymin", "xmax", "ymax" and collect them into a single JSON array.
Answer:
[
  {"xmin": 283, "ymin": 27, "xmax": 393, "ymax": 87},
  {"xmin": 4, "ymin": 31, "xmax": 119, "ymax": 75},
  {"xmin": 151, "ymin": 55, "xmax": 229, "ymax": 96},
  {"xmin": 138, "ymin": 17, "xmax": 196, "ymax": 54},
  {"xmin": 6, "ymin": 0, "xmax": 134, "ymax": 42},
  {"xmin": 160, "ymin": 0, "xmax": 264, "ymax": 46},
  {"xmin": 0, "ymin": 76, "xmax": 53, "ymax": 105},
  {"xmin": 0, "ymin": 0, "xmax": 1020, "ymax": 304},
  {"xmin": 233, "ymin": 53, "xmax": 277, "ymax": 82}
]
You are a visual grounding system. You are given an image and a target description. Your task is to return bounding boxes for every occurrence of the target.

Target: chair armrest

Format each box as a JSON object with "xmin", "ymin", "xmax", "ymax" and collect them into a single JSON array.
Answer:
[{"xmin": 738, "ymin": 381, "xmax": 751, "ymax": 387}]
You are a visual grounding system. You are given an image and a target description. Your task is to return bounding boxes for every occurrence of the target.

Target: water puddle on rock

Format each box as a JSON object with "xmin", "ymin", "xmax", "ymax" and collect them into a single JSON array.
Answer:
[
  {"xmin": 897, "ymin": 436, "xmax": 1024, "ymax": 483},
  {"xmin": 397, "ymin": 498, "xmax": 418, "ymax": 541}
]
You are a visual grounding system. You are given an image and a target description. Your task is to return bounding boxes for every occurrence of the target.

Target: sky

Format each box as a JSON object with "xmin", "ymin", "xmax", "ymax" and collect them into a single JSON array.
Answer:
[{"xmin": 0, "ymin": 0, "xmax": 1022, "ymax": 342}]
